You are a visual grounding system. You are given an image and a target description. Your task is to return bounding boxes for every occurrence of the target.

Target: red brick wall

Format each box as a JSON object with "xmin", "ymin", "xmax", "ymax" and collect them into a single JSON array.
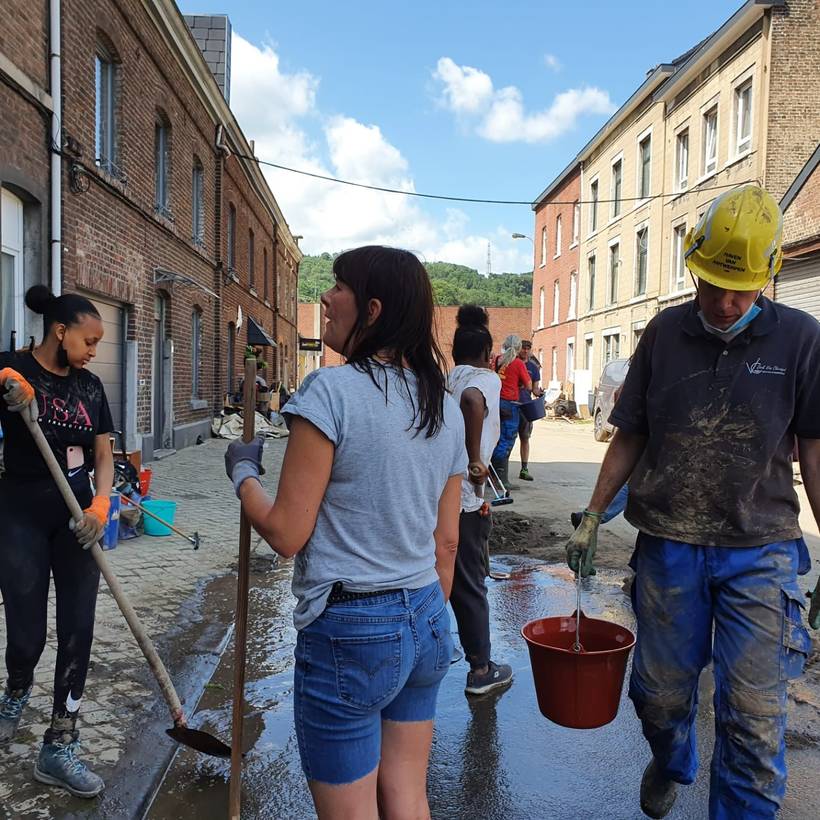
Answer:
[
  {"xmin": 0, "ymin": 0, "xmax": 49, "ymax": 90},
  {"xmin": 531, "ymin": 168, "xmax": 581, "ymax": 385}
]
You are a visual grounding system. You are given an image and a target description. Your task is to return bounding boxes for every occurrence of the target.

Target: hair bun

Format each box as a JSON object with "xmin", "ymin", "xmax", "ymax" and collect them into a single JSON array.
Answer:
[
  {"xmin": 456, "ymin": 304, "xmax": 489, "ymax": 329},
  {"xmin": 25, "ymin": 284, "xmax": 56, "ymax": 315}
]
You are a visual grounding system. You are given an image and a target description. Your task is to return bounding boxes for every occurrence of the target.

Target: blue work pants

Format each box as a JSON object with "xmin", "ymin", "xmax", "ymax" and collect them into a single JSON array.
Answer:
[
  {"xmin": 492, "ymin": 399, "xmax": 519, "ymax": 462},
  {"xmin": 628, "ymin": 534, "xmax": 812, "ymax": 819}
]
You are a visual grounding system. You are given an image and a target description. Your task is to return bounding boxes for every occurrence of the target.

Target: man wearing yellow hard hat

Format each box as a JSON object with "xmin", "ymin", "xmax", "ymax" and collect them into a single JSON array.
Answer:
[{"xmin": 565, "ymin": 184, "xmax": 820, "ymax": 819}]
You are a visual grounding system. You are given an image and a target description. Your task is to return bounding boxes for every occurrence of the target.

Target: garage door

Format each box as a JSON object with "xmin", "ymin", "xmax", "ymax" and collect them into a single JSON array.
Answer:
[
  {"xmin": 88, "ymin": 299, "xmax": 124, "ymax": 435},
  {"xmin": 776, "ymin": 256, "xmax": 820, "ymax": 321}
]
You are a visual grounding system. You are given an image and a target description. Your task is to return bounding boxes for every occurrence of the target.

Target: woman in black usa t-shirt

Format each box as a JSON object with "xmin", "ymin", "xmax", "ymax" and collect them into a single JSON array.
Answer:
[{"xmin": 0, "ymin": 285, "xmax": 114, "ymax": 799}]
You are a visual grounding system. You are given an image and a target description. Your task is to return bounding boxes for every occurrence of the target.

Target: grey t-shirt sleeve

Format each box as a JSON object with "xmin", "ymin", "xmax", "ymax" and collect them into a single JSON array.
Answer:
[{"xmin": 281, "ymin": 369, "xmax": 340, "ymax": 444}]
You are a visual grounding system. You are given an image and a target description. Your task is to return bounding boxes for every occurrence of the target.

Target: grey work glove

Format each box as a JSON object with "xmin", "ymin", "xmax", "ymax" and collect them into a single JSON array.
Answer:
[
  {"xmin": 809, "ymin": 577, "xmax": 820, "ymax": 631},
  {"xmin": 225, "ymin": 436, "xmax": 265, "ymax": 498},
  {"xmin": 565, "ymin": 510, "xmax": 602, "ymax": 578},
  {"xmin": 69, "ymin": 513, "xmax": 105, "ymax": 549}
]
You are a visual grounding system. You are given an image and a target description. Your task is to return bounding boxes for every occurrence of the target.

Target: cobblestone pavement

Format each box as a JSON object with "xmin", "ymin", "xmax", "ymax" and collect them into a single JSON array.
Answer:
[{"xmin": 0, "ymin": 436, "xmax": 287, "ymax": 820}]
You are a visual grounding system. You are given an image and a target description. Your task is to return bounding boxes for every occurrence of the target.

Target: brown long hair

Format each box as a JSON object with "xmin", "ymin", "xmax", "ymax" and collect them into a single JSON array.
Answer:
[{"xmin": 333, "ymin": 246, "xmax": 447, "ymax": 437}]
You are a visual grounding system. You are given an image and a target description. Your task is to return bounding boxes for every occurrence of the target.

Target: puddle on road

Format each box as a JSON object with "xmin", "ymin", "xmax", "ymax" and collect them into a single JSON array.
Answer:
[{"xmin": 147, "ymin": 557, "xmax": 820, "ymax": 820}]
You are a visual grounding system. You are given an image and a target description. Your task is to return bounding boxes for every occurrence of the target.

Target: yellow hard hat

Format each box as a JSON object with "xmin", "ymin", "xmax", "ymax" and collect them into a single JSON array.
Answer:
[{"xmin": 684, "ymin": 184, "xmax": 783, "ymax": 291}]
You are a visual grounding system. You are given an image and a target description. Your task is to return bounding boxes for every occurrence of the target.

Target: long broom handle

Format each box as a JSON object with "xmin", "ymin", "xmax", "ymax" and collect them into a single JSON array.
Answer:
[
  {"xmin": 22, "ymin": 405, "xmax": 187, "ymax": 726},
  {"xmin": 229, "ymin": 358, "xmax": 258, "ymax": 820},
  {"xmin": 119, "ymin": 493, "xmax": 197, "ymax": 545}
]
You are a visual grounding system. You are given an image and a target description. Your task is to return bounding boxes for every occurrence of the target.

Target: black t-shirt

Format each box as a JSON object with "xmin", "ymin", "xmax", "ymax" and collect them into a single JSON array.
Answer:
[
  {"xmin": 611, "ymin": 296, "xmax": 820, "ymax": 547},
  {"xmin": 0, "ymin": 351, "xmax": 114, "ymax": 481}
]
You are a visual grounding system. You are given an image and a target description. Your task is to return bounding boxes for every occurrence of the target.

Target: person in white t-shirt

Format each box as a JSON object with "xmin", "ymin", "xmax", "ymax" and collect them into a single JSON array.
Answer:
[{"xmin": 447, "ymin": 305, "xmax": 513, "ymax": 696}]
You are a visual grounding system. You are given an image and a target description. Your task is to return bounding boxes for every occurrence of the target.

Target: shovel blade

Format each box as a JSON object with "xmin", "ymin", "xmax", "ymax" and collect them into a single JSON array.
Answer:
[{"xmin": 166, "ymin": 725, "xmax": 232, "ymax": 758}]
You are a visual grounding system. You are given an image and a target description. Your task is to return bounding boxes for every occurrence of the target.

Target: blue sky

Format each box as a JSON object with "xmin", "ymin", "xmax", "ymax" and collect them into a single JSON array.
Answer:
[{"xmin": 178, "ymin": 0, "xmax": 744, "ymax": 272}]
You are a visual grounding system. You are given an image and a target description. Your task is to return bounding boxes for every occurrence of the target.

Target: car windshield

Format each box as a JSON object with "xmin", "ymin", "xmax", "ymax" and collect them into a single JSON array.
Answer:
[{"xmin": 604, "ymin": 359, "xmax": 629, "ymax": 383}]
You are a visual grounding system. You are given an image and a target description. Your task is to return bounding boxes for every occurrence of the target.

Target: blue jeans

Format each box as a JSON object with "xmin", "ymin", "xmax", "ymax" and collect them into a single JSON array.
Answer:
[
  {"xmin": 492, "ymin": 399, "xmax": 519, "ymax": 462},
  {"xmin": 294, "ymin": 581, "xmax": 452, "ymax": 785},
  {"xmin": 628, "ymin": 534, "xmax": 812, "ymax": 819}
]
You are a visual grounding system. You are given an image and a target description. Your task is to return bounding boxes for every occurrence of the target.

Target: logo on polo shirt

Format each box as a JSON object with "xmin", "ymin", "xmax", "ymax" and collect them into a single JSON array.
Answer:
[{"xmin": 746, "ymin": 358, "xmax": 786, "ymax": 376}]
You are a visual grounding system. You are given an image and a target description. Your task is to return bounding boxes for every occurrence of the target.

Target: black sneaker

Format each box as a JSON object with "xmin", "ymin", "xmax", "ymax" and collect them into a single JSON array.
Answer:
[
  {"xmin": 640, "ymin": 759, "xmax": 677, "ymax": 819},
  {"xmin": 465, "ymin": 661, "xmax": 513, "ymax": 696},
  {"xmin": 570, "ymin": 511, "xmax": 583, "ymax": 529}
]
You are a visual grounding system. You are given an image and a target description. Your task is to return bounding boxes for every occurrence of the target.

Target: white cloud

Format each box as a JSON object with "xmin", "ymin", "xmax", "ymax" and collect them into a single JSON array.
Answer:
[
  {"xmin": 228, "ymin": 34, "xmax": 533, "ymax": 273},
  {"xmin": 544, "ymin": 54, "xmax": 562, "ymax": 72},
  {"xmin": 433, "ymin": 56, "xmax": 615, "ymax": 144}
]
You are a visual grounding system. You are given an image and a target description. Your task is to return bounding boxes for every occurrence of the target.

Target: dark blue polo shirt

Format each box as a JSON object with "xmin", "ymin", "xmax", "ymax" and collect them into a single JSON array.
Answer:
[
  {"xmin": 519, "ymin": 358, "xmax": 541, "ymax": 402},
  {"xmin": 611, "ymin": 295, "xmax": 820, "ymax": 547}
]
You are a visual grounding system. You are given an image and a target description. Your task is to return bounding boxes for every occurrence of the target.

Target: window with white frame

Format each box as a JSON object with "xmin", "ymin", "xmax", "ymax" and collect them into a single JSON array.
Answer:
[
  {"xmin": 95, "ymin": 46, "xmax": 118, "ymax": 173},
  {"xmin": 638, "ymin": 135, "xmax": 651, "ymax": 199},
  {"xmin": 540, "ymin": 226, "xmax": 547, "ymax": 266},
  {"xmin": 587, "ymin": 254, "xmax": 596, "ymax": 311},
  {"xmin": 566, "ymin": 339, "xmax": 575, "ymax": 383},
  {"xmin": 568, "ymin": 271, "xmax": 577, "ymax": 319},
  {"xmin": 672, "ymin": 223, "xmax": 687, "ymax": 291},
  {"xmin": 572, "ymin": 201, "xmax": 580, "ymax": 244},
  {"xmin": 191, "ymin": 158, "xmax": 204, "ymax": 245},
  {"xmin": 607, "ymin": 242, "xmax": 619, "ymax": 305},
  {"xmin": 551, "ymin": 346, "xmax": 558, "ymax": 382},
  {"xmin": 676, "ymin": 129, "xmax": 689, "ymax": 191},
  {"xmin": 552, "ymin": 280, "xmax": 560, "ymax": 324},
  {"xmin": 734, "ymin": 79, "xmax": 752, "ymax": 156},
  {"xmin": 611, "ymin": 159, "xmax": 623, "ymax": 218},
  {"xmin": 633, "ymin": 322, "xmax": 645, "ymax": 350},
  {"xmin": 555, "ymin": 214, "xmax": 562, "ymax": 256},
  {"xmin": 1, "ymin": 189, "xmax": 24, "ymax": 347},
  {"xmin": 635, "ymin": 227, "xmax": 648, "ymax": 297},
  {"xmin": 589, "ymin": 179, "xmax": 599, "ymax": 233},
  {"xmin": 584, "ymin": 336, "xmax": 593, "ymax": 370},
  {"xmin": 539, "ymin": 286, "xmax": 545, "ymax": 327},
  {"xmin": 603, "ymin": 330, "xmax": 620, "ymax": 364},
  {"xmin": 702, "ymin": 106, "xmax": 718, "ymax": 176}
]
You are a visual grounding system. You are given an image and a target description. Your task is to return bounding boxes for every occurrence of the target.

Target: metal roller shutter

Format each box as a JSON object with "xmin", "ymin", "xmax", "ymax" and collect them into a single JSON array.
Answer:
[
  {"xmin": 776, "ymin": 257, "xmax": 820, "ymax": 322},
  {"xmin": 88, "ymin": 299, "xmax": 124, "ymax": 434}
]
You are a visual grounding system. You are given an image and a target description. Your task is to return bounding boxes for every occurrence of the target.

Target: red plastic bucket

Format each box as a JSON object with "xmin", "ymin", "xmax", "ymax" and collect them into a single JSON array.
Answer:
[
  {"xmin": 521, "ymin": 610, "xmax": 635, "ymax": 729},
  {"xmin": 139, "ymin": 467, "xmax": 153, "ymax": 497}
]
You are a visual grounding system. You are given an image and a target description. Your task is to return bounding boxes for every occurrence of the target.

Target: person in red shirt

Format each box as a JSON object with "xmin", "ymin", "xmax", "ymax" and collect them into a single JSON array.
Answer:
[{"xmin": 490, "ymin": 334, "xmax": 531, "ymax": 491}]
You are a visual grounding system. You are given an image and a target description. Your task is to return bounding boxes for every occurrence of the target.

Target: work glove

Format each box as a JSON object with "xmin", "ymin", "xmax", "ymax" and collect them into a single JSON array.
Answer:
[
  {"xmin": 69, "ymin": 495, "xmax": 111, "ymax": 549},
  {"xmin": 565, "ymin": 510, "xmax": 602, "ymax": 578},
  {"xmin": 0, "ymin": 368, "xmax": 35, "ymax": 413},
  {"xmin": 809, "ymin": 576, "xmax": 820, "ymax": 631},
  {"xmin": 225, "ymin": 436, "xmax": 265, "ymax": 498}
]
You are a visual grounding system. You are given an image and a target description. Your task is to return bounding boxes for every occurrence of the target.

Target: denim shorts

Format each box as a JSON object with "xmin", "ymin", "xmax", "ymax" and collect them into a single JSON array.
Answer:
[{"xmin": 293, "ymin": 580, "xmax": 452, "ymax": 785}]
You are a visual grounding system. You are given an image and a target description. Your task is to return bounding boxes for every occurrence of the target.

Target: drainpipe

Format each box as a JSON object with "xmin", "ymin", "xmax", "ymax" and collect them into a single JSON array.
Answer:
[{"xmin": 49, "ymin": 0, "xmax": 62, "ymax": 296}]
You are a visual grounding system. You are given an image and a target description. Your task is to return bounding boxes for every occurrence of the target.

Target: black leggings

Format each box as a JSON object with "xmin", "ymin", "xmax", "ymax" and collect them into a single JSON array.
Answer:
[{"xmin": 0, "ymin": 474, "xmax": 100, "ymax": 716}]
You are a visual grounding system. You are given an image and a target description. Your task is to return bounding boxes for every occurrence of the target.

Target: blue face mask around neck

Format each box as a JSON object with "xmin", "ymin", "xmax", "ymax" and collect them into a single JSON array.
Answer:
[{"xmin": 700, "ymin": 299, "xmax": 761, "ymax": 338}]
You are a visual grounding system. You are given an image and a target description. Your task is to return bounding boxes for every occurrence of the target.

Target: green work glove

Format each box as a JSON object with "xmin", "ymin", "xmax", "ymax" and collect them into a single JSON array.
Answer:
[
  {"xmin": 809, "ymin": 577, "xmax": 820, "ymax": 631},
  {"xmin": 565, "ymin": 510, "xmax": 602, "ymax": 578}
]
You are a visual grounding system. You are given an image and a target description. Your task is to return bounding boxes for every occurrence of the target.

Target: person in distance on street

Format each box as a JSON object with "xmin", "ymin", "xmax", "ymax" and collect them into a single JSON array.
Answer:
[{"xmin": 515, "ymin": 338, "xmax": 543, "ymax": 482}]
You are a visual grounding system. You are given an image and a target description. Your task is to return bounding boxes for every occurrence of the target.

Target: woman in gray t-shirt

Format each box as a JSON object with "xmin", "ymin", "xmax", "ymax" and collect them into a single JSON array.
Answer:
[{"xmin": 225, "ymin": 246, "xmax": 465, "ymax": 818}]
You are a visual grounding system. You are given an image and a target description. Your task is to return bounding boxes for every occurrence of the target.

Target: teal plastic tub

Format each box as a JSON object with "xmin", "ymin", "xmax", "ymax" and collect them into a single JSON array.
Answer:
[{"xmin": 142, "ymin": 500, "xmax": 177, "ymax": 537}]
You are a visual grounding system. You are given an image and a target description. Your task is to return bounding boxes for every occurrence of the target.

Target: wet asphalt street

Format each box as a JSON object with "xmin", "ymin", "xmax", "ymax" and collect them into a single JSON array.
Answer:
[{"xmin": 147, "ymin": 553, "xmax": 820, "ymax": 820}]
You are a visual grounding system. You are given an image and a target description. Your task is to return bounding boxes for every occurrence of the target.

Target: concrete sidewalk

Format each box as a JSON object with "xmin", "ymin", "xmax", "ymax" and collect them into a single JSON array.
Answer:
[{"xmin": 0, "ymin": 437, "xmax": 287, "ymax": 820}]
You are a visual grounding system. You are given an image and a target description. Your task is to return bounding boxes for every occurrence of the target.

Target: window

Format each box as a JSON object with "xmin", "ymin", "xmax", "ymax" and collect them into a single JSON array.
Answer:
[
  {"xmin": 540, "ymin": 226, "xmax": 547, "ymax": 266},
  {"xmin": 702, "ymin": 106, "xmax": 718, "ymax": 176},
  {"xmin": 248, "ymin": 229, "xmax": 255, "ymax": 289},
  {"xmin": 638, "ymin": 135, "xmax": 651, "ymax": 199},
  {"xmin": 633, "ymin": 323, "xmax": 645, "ymax": 350},
  {"xmin": 95, "ymin": 48, "xmax": 117, "ymax": 173},
  {"xmin": 611, "ymin": 159, "xmax": 622, "ymax": 218},
  {"xmin": 539, "ymin": 286, "xmax": 545, "ymax": 327},
  {"xmin": 603, "ymin": 331, "xmax": 620, "ymax": 364},
  {"xmin": 607, "ymin": 242, "xmax": 619, "ymax": 305},
  {"xmin": 676, "ymin": 129, "xmax": 689, "ymax": 191},
  {"xmin": 552, "ymin": 280, "xmax": 560, "ymax": 324},
  {"xmin": 154, "ymin": 114, "xmax": 171, "ymax": 217},
  {"xmin": 551, "ymin": 347, "xmax": 558, "ymax": 382},
  {"xmin": 635, "ymin": 227, "xmax": 648, "ymax": 297},
  {"xmin": 227, "ymin": 322, "xmax": 236, "ymax": 394},
  {"xmin": 672, "ymin": 223, "xmax": 687, "ymax": 292},
  {"xmin": 589, "ymin": 179, "xmax": 599, "ymax": 233},
  {"xmin": 566, "ymin": 340, "xmax": 575, "ymax": 383},
  {"xmin": 1, "ymin": 189, "xmax": 24, "ymax": 346},
  {"xmin": 584, "ymin": 337, "xmax": 593, "ymax": 370},
  {"xmin": 263, "ymin": 247, "xmax": 269, "ymax": 302},
  {"xmin": 555, "ymin": 215, "xmax": 562, "ymax": 257},
  {"xmin": 572, "ymin": 201, "xmax": 580, "ymax": 244},
  {"xmin": 191, "ymin": 159, "xmax": 204, "ymax": 245},
  {"xmin": 587, "ymin": 254, "xmax": 596, "ymax": 311},
  {"xmin": 734, "ymin": 80, "xmax": 752, "ymax": 156},
  {"xmin": 191, "ymin": 309, "xmax": 202, "ymax": 397},
  {"xmin": 227, "ymin": 204, "xmax": 236, "ymax": 270},
  {"xmin": 568, "ymin": 271, "xmax": 577, "ymax": 319}
]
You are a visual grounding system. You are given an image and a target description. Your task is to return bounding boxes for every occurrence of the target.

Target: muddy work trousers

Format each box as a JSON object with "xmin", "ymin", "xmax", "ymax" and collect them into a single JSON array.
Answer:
[
  {"xmin": 0, "ymin": 475, "xmax": 100, "ymax": 719},
  {"xmin": 450, "ymin": 510, "xmax": 493, "ymax": 669},
  {"xmin": 628, "ymin": 534, "xmax": 812, "ymax": 820},
  {"xmin": 491, "ymin": 400, "xmax": 519, "ymax": 463}
]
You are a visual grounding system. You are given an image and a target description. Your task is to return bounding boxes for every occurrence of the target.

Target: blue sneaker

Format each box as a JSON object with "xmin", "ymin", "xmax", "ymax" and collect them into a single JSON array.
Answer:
[
  {"xmin": 35, "ymin": 736, "xmax": 105, "ymax": 798},
  {"xmin": 0, "ymin": 683, "xmax": 32, "ymax": 743}
]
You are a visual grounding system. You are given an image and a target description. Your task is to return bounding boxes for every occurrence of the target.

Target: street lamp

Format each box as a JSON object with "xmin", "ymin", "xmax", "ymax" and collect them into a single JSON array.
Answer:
[{"xmin": 511, "ymin": 233, "xmax": 533, "ymax": 243}]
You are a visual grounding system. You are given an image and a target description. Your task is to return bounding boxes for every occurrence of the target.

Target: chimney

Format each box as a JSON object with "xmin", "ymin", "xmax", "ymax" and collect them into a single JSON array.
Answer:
[{"xmin": 183, "ymin": 14, "xmax": 232, "ymax": 103}]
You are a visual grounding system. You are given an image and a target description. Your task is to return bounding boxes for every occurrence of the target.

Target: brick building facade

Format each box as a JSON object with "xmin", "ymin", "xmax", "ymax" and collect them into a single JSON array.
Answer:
[{"xmin": 0, "ymin": 1, "xmax": 301, "ymax": 460}]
